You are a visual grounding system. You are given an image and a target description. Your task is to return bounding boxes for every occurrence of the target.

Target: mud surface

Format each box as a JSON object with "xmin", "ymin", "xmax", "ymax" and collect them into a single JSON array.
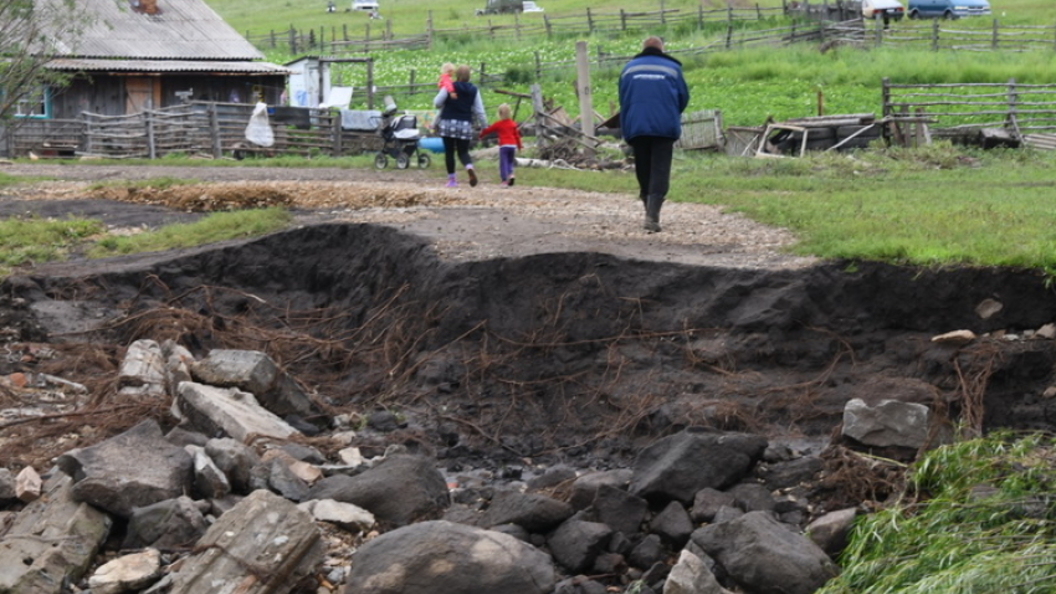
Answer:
[{"xmin": 2, "ymin": 163, "xmax": 1056, "ymax": 493}]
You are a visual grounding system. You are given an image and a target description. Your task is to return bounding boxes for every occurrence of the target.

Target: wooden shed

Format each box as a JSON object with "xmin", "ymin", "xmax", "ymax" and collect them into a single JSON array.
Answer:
[{"xmin": 22, "ymin": 0, "xmax": 289, "ymax": 119}]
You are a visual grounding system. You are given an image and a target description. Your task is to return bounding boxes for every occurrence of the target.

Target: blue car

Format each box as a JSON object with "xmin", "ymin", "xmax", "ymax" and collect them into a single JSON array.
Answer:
[{"xmin": 907, "ymin": 0, "xmax": 991, "ymax": 19}]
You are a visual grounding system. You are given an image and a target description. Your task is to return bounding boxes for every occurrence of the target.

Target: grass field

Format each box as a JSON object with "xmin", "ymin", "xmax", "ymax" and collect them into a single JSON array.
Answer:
[{"xmin": 203, "ymin": 0, "xmax": 1056, "ymax": 126}]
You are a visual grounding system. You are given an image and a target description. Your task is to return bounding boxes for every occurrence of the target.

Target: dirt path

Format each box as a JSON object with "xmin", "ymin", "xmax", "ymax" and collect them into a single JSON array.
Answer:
[{"xmin": 0, "ymin": 162, "xmax": 817, "ymax": 269}]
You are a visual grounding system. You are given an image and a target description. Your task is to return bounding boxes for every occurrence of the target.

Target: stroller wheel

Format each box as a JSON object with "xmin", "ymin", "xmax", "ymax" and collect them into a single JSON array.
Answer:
[
  {"xmin": 396, "ymin": 153, "xmax": 410, "ymax": 169},
  {"xmin": 417, "ymin": 152, "xmax": 431, "ymax": 169},
  {"xmin": 374, "ymin": 153, "xmax": 388, "ymax": 169}
]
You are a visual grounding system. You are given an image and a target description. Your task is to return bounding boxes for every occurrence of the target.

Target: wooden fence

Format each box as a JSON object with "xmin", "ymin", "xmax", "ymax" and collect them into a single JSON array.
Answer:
[
  {"xmin": 4, "ymin": 102, "xmax": 385, "ymax": 159},
  {"xmin": 881, "ymin": 78, "xmax": 1056, "ymax": 145},
  {"xmin": 244, "ymin": 4, "xmax": 789, "ymax": 54}
]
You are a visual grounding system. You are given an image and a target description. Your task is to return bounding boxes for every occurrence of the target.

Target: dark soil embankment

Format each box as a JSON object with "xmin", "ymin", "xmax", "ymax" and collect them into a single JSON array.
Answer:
[{"xmin": 5, "ymin": 221, "xmax": 1056, "ymax": 477}]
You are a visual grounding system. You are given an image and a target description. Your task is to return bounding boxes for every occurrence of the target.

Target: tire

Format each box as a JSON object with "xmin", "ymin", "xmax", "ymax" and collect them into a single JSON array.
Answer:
[
  {"xmin": 942, "ymin": 10, "xmax": 956, "ymax": 19},
  {"xmin": 374, "ymin": 153, "xmax": 388, "ymax": 169},
  {"xmin": 417, "ymin": 153, "xmax": 431, "ymax": 169},
  {"xmin": 396, "ymin": 153, "xmax": 410, "ymax": 169},
  {"xmin": 908, "ymin": 9, "xmax": 919, "ymax": 19}
]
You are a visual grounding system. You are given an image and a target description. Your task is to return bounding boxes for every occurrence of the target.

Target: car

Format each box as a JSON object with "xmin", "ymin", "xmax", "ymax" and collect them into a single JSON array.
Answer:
[
  {"xmin": 907, "ymin": 0, "xmax": 991, "ymax": 19},
  {"xmin": 862, "ymin": 0, "xmax": 905, "ymax": 22},
  {"xmin": 351, "ymin": 0, "xmax": 379, "ymax": 11},
  {"xmin": 522, "ymin": 1, "xmax": 544, "ymax": 12}
]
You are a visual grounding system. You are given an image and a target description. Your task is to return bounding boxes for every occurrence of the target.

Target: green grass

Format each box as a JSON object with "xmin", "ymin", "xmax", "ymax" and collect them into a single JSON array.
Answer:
[
  {"xmin": 0, "ymin": 207, "xmax": 293, "ymax": 278},
  {"xmin": 0, "ymin": 217, "xmax": 105, "ymax": 272},
  {"xmin": 818, "ymin": 431, "xmax": 1056, "ymax": 594},
  {"xmin": 662, "ymin": 143, "xmax": 1056, "ymax": 268},
  {"xmin": 88, "ymin": 208, "xmax": 292, "ymax": 257}
]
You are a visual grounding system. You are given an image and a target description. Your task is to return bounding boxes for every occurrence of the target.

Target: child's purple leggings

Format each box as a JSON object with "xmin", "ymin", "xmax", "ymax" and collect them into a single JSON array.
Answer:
[{"xmin": 499, "ymin": 146, "xmax": 517, "ymax": 181}]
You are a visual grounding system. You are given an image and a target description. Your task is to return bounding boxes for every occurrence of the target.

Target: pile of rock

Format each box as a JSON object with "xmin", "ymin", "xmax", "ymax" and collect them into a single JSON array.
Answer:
[{"xmin": 1, "ymin": 339, "xmax": 912, "ymax": 594}]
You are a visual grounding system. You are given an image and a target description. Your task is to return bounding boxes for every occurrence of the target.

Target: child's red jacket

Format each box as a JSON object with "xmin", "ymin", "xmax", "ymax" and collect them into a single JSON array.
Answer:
[{"xmin": 479, "ymin": 119, "xmax": 523, "ymax": 149}]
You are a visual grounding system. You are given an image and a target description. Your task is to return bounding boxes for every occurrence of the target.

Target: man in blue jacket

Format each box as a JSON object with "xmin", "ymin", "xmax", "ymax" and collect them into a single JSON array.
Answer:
[{"xmin": 618, "ymin": 36, "xmax": 690, "ymax": 233}]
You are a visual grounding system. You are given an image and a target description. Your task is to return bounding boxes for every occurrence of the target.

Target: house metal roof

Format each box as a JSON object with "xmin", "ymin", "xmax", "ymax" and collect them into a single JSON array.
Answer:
[
  {"xmin": 46, "ymin": 58, "xmax": 290, "ymax": 74},
  {"xmin": 40, "ymin": 0, "xmax": 265, "ymax": 61}
]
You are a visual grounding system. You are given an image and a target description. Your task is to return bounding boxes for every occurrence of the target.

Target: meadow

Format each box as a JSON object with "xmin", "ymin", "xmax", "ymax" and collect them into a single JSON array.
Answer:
[{"xmin": 205, "ymin": 0, "xmax": 1056, "ymax": 127}]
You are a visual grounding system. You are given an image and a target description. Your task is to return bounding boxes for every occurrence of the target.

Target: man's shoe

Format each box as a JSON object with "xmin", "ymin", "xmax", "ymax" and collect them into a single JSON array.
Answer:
[
  {"xmin": 508, "ymin": 177, "xmax": 515, "ymax": 187},
  {"xmin": 467, "ymin": 168, "xmax": 478, "ymax": 187},
  {"xmin": 643, "ymin": 218, "xmax": 661, "ymax": 233}
]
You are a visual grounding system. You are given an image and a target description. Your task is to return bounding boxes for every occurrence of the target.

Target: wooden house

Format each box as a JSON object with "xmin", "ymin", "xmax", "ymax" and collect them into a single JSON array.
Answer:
[{"xmin": 24, "ymin": 0, "xmax": 289, "ymax": 119}]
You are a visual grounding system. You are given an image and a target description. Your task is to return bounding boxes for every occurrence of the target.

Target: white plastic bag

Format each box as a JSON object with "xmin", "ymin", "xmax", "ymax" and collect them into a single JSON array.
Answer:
[{"xmin": 244, "ymin": 102, "xmax": 274, "ymax": 147}]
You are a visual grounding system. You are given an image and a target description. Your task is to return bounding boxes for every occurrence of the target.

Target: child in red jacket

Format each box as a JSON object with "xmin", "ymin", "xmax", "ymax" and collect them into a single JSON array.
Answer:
[{"xmin": 479, "ymin": 103, "xmax": 523, "ymax": 187}]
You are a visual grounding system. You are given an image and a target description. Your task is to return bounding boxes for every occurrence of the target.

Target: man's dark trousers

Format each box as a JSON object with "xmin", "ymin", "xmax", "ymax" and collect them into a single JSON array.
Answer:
[{"xmin": 629, "ymin": 136, "xmax": 675, "ymax": 224}]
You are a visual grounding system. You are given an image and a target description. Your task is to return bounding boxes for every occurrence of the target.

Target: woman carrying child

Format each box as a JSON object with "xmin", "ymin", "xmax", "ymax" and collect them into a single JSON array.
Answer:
[{"xmin": 433, "ymin": 65, "xmax": 487, "ymax": 188}]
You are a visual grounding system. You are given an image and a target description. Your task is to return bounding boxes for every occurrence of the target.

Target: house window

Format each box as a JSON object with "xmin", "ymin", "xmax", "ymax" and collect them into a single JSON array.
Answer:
[{"xmin": 15, "ymin": 86, "xmax": 49, "ymax": 118}]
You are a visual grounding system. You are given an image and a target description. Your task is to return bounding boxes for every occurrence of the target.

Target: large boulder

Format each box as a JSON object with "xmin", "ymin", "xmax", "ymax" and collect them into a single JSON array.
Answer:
[
  {"xmin": 629, "ymin": 429, "xmax": 768, "ymax": 505},
  {"xmin": 55, "ymin": 419, "xmax": 193, "ymax": 518},
  {"xmin": 690, "ymin": 511, "xmax": 839, "ymax": 594},
  {"xmin": 306, "ymin": 455, "xmax": 449, "ymax": 528},
  {"xmin": 344, "ymin": 520, "xmax": 555, "ymax": 594}
]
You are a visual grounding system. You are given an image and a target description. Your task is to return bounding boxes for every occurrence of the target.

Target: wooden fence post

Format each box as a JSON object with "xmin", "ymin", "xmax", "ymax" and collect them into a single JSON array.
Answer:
[
  {"xmin": 366, "ymin": 58, "xmax": 375, "ymax": 109},
  {"xmin": 697, "ymin": 4, "xmax": 703, "ymax": 29},
  {"xmin": 576, "ymin": 41, "xmax": 595, "ymax": 159},
  {"xmin": 534, "ymin": 51, "xmax": 542, "ymax": 80},
  {"xmin": 427, "ymin": 11, "xmax": 434, "ymax": 48},
  {"xmin": 288, "ymin": 26, "xmax": 297, "ymax": 54},
  {"xmin": 409, "ymin": 70, "xmax": 416, "ymax": 95},
  {"xmin": 480, "ymin": 62, "xmax": 487, "ymax": 88},
  {"xmin": 386, "ymin": 19, "xmax": 392, "ymax": 40},
  {"xmin": 544, "ymin": 14, "xmax": 552, "ymax": 38},
  {"xmin": 660, "ymin": 0, "xmax": 666, "ymax": 25},
  {"xmin": 1008, "ymin": 77, "xmax": 1018, "ymax": 131},
  {"xmin": 881, "ymin": 77, "xmax": 890, "ymax": 119},
  {"xmin": 991, "ymin": 19, "xmax": 998, "ymax": 50},
  {"xmin": 209, "ymin": 103, "xmax": 221, "ymax": 159},
  {"xmin": 531, "ymin": 83, "xmax": 545, "ymax": 148},
  {"xmin": 332, "ymin": 111, "xmax": 342, "ymax": 156},
  {"xmin": 931, "ymin": 19, "xmax": 939, "ymax": 51},
  {"xmin": 269, "ymin": 30, "xmax": 276, "ymax": 48},
  {"xmin": 145, "ymin": 110, "xmax": 155, "ymax": 159},
  {"xmin": 621, "ymin": 9, "xmax": 626, "ymax": 31},
  {"xmin": 586, "ymin": 8, "xmax": 594, "ymax": 33}
]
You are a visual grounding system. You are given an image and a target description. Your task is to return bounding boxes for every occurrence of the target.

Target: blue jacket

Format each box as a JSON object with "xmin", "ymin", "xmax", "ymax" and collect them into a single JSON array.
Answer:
[{"xmin": 618, "ymin": 47, "xmax": 690, "ymax": 141}]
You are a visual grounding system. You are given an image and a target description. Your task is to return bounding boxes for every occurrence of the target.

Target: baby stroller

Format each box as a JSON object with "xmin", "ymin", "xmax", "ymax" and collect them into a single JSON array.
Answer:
[{"xmin": 373, "ymin": 106, "xmax": 431, "ymax": 170}]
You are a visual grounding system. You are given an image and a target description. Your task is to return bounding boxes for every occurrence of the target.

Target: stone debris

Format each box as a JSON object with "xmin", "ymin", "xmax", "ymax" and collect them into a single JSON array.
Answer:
[{"xmin": 0, "ymin": 343, "xmax": 950, "ymax": 594}]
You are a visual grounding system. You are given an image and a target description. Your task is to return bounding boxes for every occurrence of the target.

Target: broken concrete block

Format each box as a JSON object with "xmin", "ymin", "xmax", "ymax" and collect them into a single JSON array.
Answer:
[
  {"xmin": 0, "ymin": 472, "xmax": 113, "ymax": 594},
  {"xmin": 299, "ymin": 498, "xmax": 375, "ymax": 533},
  {"xmin": 56, "ymin": 419, "xmax": 193, "ymax": 518},
  {"xmin": 842, "ymin": 398, "xmax": 930, "ymax": 449},
  {"xmin": 118, "ymin": 339, "xmax": 166, "ymax": 392},
  {"xmin": 123, "ymin": 496, "xmax": 209, "ymax": 551},
  {"xmin": 204, "ymin": 437, "xmax": 260, "ymax": 494},
  {"xmin": 190, "ymin": 349, "xmax": 317, "ymax": 419},
  {"xmin": 88, "ymin": 548, "xmax": 162, "ymax": 594},
  {"xmin": 176, "ymin": 381, "xmax": 300, "ymax": 443},
  {"xmin": 186, "ymin": 445, "xmax": 231, "ymax": 500},
  {"xmin": 164, "ymin": 490, "xmax": 324, "ymax": 594},
  {"xmin": 15, "ymin": 466, "xmax": 41, "ymax": 503}
]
